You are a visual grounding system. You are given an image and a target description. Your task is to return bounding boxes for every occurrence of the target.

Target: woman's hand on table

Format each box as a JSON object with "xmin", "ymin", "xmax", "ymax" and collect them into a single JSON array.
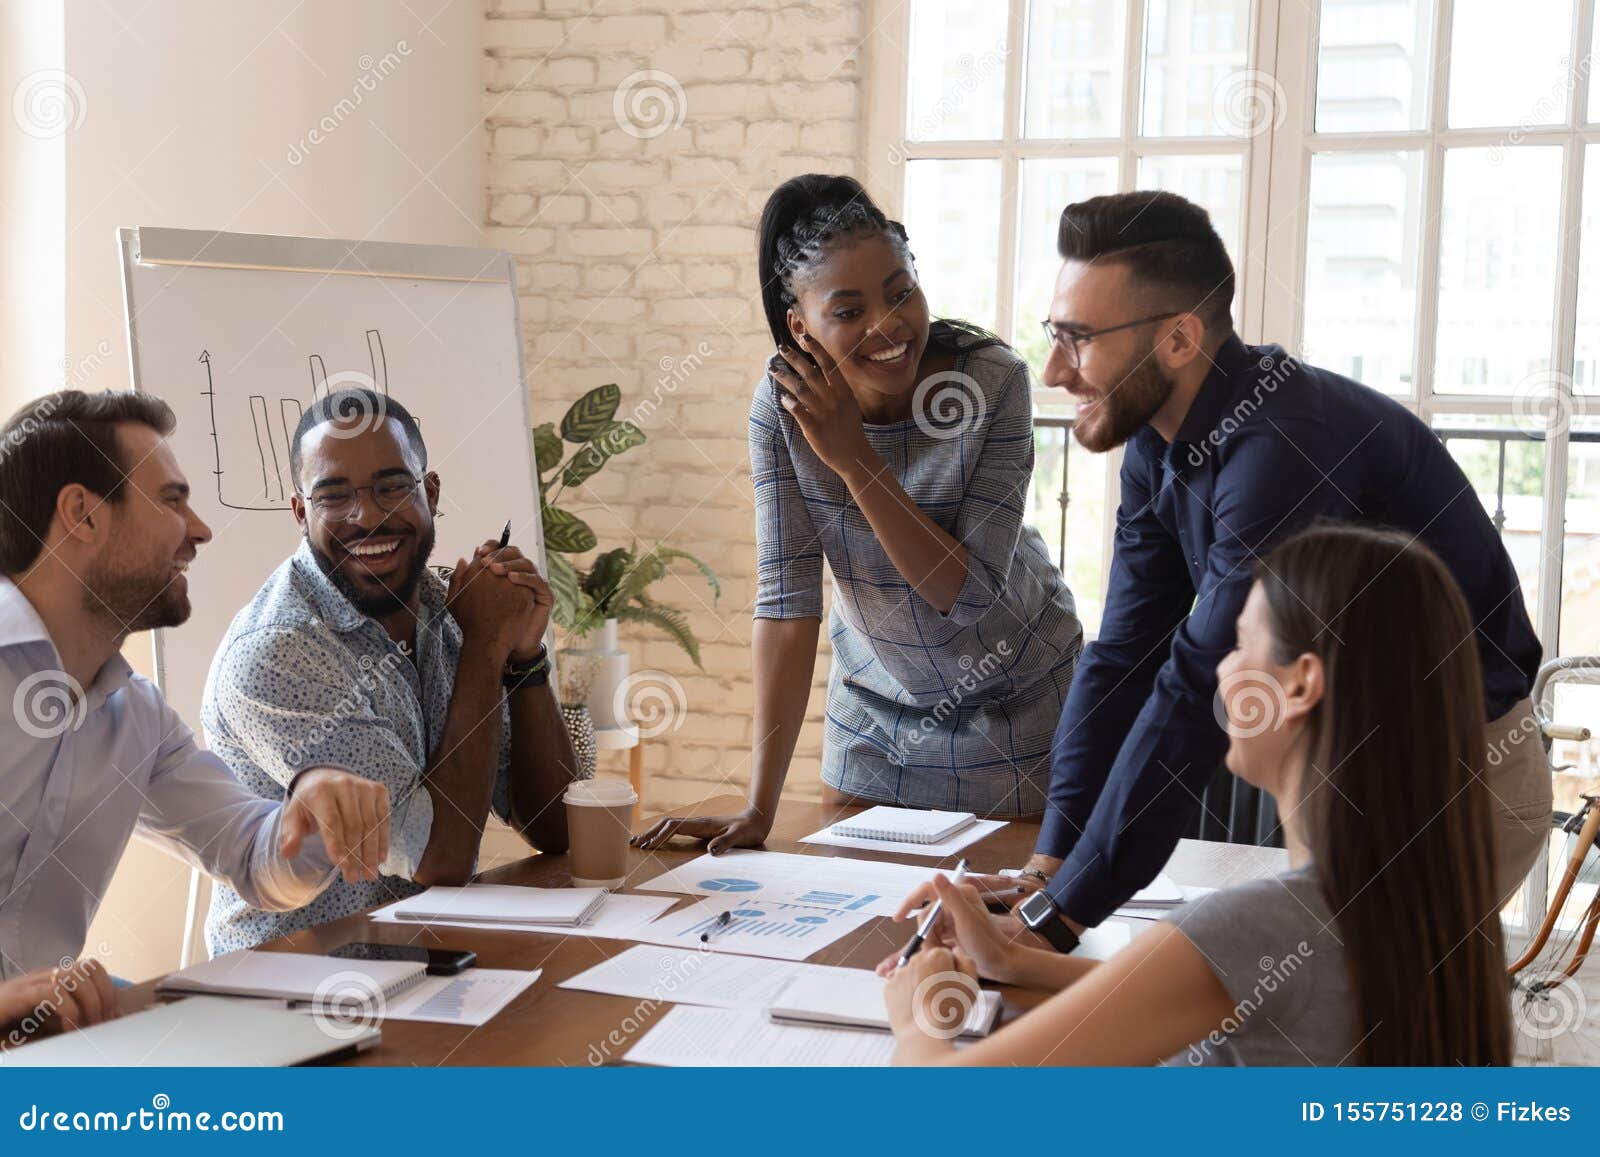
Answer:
[
  {"xmin": 883, "ymin": 945, "xmax": 974, "ymax": 1057},
  {"xmin": 629, "ymin": 807, "xmax": 771, "ymax": 855}
]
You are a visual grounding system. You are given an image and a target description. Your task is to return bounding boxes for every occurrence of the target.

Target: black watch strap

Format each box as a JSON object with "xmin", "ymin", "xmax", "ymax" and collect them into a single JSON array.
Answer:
[
  {"xmin": 1018, "ymin": 890, "xmax": 1081, "ymax": 954},
  {"xmin": 504, "ymin": 644, "xmax": 550, "ymax": 692}
]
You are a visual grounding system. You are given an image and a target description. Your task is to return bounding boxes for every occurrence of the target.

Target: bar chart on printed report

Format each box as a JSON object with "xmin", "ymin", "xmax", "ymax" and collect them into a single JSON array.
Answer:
[{"xmin": 633, "ymin": 898, "xmax": 876, "ymax": 961}]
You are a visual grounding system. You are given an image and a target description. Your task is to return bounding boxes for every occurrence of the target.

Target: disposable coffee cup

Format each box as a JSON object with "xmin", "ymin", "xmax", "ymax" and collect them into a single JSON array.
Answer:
[{"xmin": 565, "ymin": 779, "xmax": 637, "ymax": 888}]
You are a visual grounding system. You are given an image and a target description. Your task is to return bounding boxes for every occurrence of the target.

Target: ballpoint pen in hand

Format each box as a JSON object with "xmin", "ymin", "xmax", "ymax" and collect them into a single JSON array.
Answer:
[{"xmin": 896, "ymin": 858, "xmax": 968, "ymax": 970}]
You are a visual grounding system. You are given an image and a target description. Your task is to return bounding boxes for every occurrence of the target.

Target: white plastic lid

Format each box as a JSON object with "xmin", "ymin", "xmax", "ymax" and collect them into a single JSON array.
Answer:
[{"xmin": 564, "ymin": 778, "xmax": 638, "ymax": 807}]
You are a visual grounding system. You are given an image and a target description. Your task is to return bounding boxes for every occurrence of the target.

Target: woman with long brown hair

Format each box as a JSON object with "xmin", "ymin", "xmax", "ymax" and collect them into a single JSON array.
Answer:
[{"xmin": 884, "ymin": 522, "xmax": 1512, "ymax": 1065}]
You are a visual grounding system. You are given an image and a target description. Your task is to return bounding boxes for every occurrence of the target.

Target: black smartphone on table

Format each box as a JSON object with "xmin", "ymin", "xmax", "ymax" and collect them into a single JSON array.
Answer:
[{"xmin": 328, "ymin": 941, "xmax": 476, "ymax": 976}]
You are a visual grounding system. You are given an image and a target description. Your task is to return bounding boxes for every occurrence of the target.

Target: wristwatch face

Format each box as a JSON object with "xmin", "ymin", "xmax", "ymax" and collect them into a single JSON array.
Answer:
[{"xmin": 1017, "ymin": 889, "xmax": 1055, "ymax": 929}]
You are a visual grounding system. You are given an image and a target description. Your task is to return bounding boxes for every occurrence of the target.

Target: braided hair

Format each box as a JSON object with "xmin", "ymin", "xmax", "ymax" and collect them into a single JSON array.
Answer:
[{"xmin": 756, "ymin": 173, "xmax": 1005, "ymax": 356}]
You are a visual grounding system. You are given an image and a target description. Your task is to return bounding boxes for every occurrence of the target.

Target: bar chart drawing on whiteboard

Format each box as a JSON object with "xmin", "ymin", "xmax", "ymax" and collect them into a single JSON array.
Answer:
[{"xmin": 200, "ymin": 328, "xmax": 391, "ymax": 511}]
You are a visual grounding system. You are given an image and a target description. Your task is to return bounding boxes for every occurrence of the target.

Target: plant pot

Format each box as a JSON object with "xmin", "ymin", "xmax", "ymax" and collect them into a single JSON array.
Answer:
[
  {"xmin": 561, "ymin": 702, "xmax": 597, "ymax": 780},
  {"xmin": 567, "ymin": 618, "xmax": 631, "ymax": 732}
]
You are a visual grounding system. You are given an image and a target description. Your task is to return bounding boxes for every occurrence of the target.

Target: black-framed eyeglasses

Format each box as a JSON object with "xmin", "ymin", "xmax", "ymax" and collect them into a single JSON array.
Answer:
[
  {"xmin": 299, "ymin": 474, "xmax": 423, "ymax": 521},
  {"xmin": 1040, "ymin": 312, "xmax": 1183, "ymax": 370}
]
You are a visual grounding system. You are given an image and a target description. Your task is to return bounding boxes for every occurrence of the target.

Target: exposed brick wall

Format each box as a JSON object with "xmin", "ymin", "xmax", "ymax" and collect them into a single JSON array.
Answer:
[{"xmin": 482, "ymin": 1, "xmax": 867, "ymax": 814}]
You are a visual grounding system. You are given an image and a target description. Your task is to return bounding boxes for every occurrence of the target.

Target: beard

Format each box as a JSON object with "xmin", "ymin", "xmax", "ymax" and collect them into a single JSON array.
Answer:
[
  {"xmin": 308, "ymin": 523, "xmax": 435, "ymax": 618},
  {"xmin": 1072, "ymin": 345, "xmax": 1176, "ymax": 453},
  {"xmin": 82, "ymin": 551, "xmax": 191, "ymax": 634}
]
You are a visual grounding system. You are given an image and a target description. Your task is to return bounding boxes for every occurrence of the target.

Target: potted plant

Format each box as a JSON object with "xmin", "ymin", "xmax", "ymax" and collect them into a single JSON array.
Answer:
[{"xmin": 535, "ymin": 385, "xmax": 719, "ymax": 766}]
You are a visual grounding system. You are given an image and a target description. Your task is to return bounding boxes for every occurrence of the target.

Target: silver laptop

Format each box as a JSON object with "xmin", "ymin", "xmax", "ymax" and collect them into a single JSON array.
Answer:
[{"xmin": 3, "ymin": 995, "xmax": 381, "ymax": 1066}]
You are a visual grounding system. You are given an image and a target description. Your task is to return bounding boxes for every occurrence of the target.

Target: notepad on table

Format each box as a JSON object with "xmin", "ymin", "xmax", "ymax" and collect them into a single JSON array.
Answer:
[
  {"xmin": 767, "ymin": 968, "xmax": 1002, "ymax": 1039},
  {"xmin": 156, "ymin": 950, "xmax": 426, "ymax": 1005},
  {"xmin": 381, "ymin": 884, "xmax": 610, "ymax": 928},
  {"xmin": 1118, "ymin": 874, "xmax": 1186, "ymax": 909},
  {"xmin": 828, "ymin": 806, "xmax": 976, "ymax": 845}
]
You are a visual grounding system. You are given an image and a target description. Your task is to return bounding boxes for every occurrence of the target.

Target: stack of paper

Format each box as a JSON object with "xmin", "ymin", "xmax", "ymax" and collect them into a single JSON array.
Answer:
[
  {"xmin": 371, "ymin": 891, "xmax": 677, "ymax": 941},
  {"xmin": 379, "ymin": 884, "xmax": 609, "ymax": 928}
]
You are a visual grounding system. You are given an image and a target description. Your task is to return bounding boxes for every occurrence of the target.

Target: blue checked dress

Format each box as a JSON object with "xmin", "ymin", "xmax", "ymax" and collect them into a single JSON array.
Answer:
[{"xmin": 750, "ymin": 331, "xmax": 1082, "ymax": 815}]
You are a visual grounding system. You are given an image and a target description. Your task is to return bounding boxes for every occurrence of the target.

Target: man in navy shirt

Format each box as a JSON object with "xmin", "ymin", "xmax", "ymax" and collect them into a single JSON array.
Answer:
[{"xmin": 1007, "ymin": 191, "xmax": 1550, "ymax": 948}]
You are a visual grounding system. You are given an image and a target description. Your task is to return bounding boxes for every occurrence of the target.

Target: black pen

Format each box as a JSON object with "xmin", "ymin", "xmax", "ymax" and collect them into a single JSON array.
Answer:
[
  {"xmin": 896, "ymin": 858, "xmax": 968, "ymax": 970},
  {"xmin": 497, "ymin": 520, "xmax": 511, "ymax": 550},
  {"xmin": 700, "ymin": 911, "xmax": 732, "ymax": 943}
]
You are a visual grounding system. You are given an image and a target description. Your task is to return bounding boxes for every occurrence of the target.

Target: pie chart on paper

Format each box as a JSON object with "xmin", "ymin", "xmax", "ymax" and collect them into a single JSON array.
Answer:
[{"xmin": 697, "ymin": 878, "xmax": 761, "ymax": 893}]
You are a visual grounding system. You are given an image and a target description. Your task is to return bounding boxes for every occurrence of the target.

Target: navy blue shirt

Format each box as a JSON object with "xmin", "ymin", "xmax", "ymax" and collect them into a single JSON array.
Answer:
[{"xmin": 1039, "ymin": 335, "xmax": 1541, "ymax": 925}]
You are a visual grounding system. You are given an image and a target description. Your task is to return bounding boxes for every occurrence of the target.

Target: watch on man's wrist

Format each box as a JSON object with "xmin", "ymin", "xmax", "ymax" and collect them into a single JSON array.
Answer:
[
  {"xmin": 503, "ymin": 644, "xmax": 550, "ymax": 692},
  {"xmin": 1016, "ymin": 889, "xmax": 1081, "ymax": 954}
]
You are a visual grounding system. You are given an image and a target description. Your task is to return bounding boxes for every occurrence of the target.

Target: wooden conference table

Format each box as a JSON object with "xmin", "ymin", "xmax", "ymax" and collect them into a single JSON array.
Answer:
[{"xmin": 134, "ymin": 796, "xmax": 1288, "ymax": 1066}]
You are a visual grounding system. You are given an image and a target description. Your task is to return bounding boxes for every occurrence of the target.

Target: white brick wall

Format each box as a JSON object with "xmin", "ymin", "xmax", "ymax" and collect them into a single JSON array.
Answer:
[{"xmin": 483, "ymin": 1, "xmax": 866, "ymax": 813}]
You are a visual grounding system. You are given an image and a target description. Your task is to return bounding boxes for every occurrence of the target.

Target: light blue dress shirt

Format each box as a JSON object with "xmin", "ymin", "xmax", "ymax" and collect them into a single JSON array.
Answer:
[
  {"xmin": 202, "ymin": 540, "xmax": 510, "ymax": 955},
  {"xmin": 0, "ymin": 579, "xmax": 335, "ymax": 979}
]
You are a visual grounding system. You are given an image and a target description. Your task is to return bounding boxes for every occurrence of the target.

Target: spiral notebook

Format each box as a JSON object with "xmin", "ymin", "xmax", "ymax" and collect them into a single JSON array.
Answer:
[
  {"xmin": 767, "ymin": 969, "xmax": 1002, "ymax": 1038},
  {"xmin": 828, "ymin": 806, "xmax": 976, "ymax": 845},
  {"xmin": 156, "ymin": 950, "xmax": 427, "ymax": 1005}
]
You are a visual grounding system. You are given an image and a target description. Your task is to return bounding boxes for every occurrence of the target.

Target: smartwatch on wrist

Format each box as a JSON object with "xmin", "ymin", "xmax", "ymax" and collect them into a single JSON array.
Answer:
[
  {"xmin": 1016, "ymin": 889, "xmax": 1081, "ymax": 954},
  {"xmin": 503, "ymin": 644, "xmax": 550, "ymax": 692}
]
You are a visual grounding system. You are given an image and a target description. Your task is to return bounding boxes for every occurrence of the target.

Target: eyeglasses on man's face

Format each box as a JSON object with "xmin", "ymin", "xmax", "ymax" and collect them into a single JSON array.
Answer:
[
  {"xmin": 1040, "ymin": 312, "xmax": 1184, "ymax": 370},
  {"xmin": 300, "ymin": 473, "xmax": 423, "ymax": 521}
]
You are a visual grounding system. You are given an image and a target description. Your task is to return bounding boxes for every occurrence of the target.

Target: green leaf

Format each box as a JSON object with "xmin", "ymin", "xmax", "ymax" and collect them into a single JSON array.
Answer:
[
  {"xmin": 610, "ymin": 550, "xmax": 667, "ymax": 611},
  {"xmin": 560, "ymin": 384, "xmax": 621, "ymax": 444},
  {"xmin": 656, "ymin": 546, "xmax": 721, "ymax": 605},
  {"xmin": 532, "ymin": 423, "xmax": 563, "ymax": 475},
  {"xmin": 581, "ymin": 547, "xmax": 634, "ymax": 615},
  {"xmin": 546, "ymin": 551, "xmax": 583, "ymax": 630},
  {"xmin": 559, "ymin": 420, "xmax": 646, "ymax": 488},
  {"xmin": 542, "ymin": 505, "xmax": 596, "ymax": 553},
  {"xmin": 616, "ymin": 603, "xmax": 702, "ymax": 668}
]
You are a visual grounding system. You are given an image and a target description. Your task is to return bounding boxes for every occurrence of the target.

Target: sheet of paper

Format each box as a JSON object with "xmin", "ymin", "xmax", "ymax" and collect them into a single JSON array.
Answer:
[
  {"xmin": 625, "ymin": 1005, "xmax": 895, "ymax": 1067},
  {"xmin": 635, "ymin": 849, "xmax": 938, "ymax": 917},
  {"xmin": 1112, "ymin": 884, "xmax": 1216, "ymax": 922},
  {"xmin": 1078, "ymin": 920, "xmax": 1134, "ymax": 959},
  {"xmin": 631, "ymin": 895, "xmax": 875, "ymax": 961},
  {"xmin": 380, "ymin": 968, "xmax": 542, "ymax": 1026},
  {"xmin": 368, "ymin": 892, "xmax": 678, "ymax": 941},
  {"xmin": 560, "ymin": 944, "xmax": 818, "ymax": 1010},
  {"xmin": 799, "ymin": 818, "xmax": 1008, "ymax": 858}
]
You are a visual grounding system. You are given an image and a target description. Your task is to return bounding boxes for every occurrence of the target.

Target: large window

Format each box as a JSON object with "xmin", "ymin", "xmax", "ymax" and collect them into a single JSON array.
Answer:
[
  {"xmin": 867, "ymin": 0, "xmax": 1599, "ymax": 649},
  {"xmin": 866, "ymin": 0, "xmax": 1600, "ymax": 911}
]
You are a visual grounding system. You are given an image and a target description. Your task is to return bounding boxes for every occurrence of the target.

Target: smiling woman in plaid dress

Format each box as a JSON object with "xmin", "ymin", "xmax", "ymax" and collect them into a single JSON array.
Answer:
[{"xmin": 634, "ymin": 175, "xmax": 1082, "ymax": 855}]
